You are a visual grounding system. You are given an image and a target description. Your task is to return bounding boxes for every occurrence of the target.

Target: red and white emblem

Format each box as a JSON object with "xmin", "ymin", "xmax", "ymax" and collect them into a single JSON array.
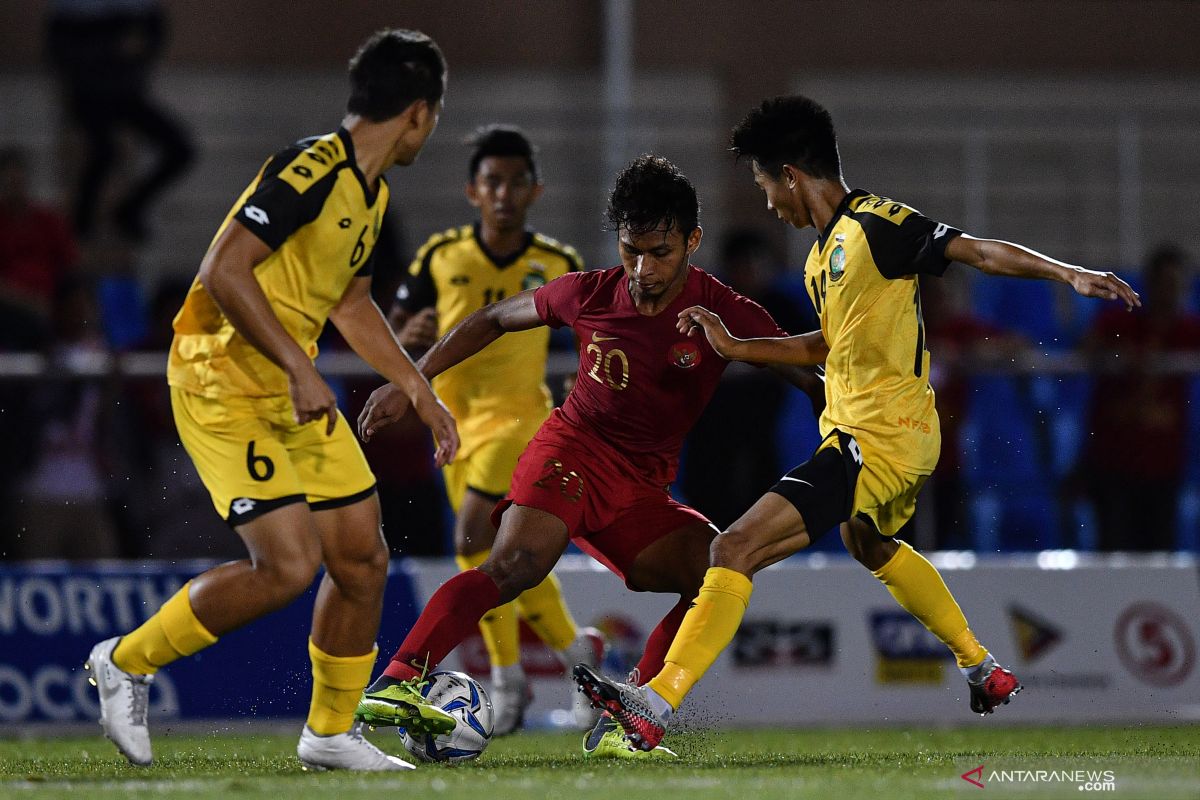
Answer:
[{"xmin": 669, "ymin": 341, "xmax": 702, "ymax": 369}]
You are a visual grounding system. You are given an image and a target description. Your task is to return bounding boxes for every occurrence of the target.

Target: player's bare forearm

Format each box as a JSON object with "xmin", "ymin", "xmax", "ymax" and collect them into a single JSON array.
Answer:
[
  {"xmin": 946, "ymin": 234, "xmax": 1140, "ymax": 309},
  {"xmin": 730, "ymin": 332, "xmax": 830, "ymax": 367},
  {"xmin": 330, "ymin": 278, "xmax": 432, "ymax": 402},
  {"xmin": 417, "ymin": 290, "xmax": 544, "ymax": 380},
  {"xmin": 198, "ymin": 221, "xmax": 310, "ymax": 375}
]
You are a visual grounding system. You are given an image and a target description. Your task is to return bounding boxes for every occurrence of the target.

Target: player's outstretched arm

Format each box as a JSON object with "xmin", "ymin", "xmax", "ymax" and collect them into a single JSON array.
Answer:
[
  {"xmin": 330, "ymin": 277, "xmax": 458, "ymax": 466},
  {"xmin": 677, "ymin": 306, "xmax": 830, "ymax": 366},
  {"xmin": 358, "ymin": 291, "xmax": 544, "ymax": 441},
  {"xmin": 199, "ymin": 220, "xmax": 339, "ymax": 433},
  {"xmin": 945, "ymin": 235, "xmax": 1141, "ymax": 310}
]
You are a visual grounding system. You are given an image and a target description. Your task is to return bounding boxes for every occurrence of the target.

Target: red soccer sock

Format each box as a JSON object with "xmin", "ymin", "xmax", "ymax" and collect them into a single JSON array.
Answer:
[
  {"xmin": 382, "ymin": 569, "xmax": 502, "ymax": 681},
  {"xmin": 633, "ymin": 598, "xmax": 690, "ymax": 683}
]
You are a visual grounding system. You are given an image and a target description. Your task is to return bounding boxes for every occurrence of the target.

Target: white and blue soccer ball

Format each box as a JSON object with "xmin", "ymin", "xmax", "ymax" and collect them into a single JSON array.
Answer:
[{"xmin": 400, "ymin": 670, "xmax": 494, "ymax": 763}]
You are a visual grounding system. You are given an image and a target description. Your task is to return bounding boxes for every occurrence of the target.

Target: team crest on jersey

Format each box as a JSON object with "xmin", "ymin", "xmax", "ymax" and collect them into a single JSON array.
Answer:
[
  {"xmin": 829, "ymin": 244, "xmax": 847, "ymax": 282},
  {"xmin": 669, "ymin": 341, "xmax": 702, "ymax": 369}
]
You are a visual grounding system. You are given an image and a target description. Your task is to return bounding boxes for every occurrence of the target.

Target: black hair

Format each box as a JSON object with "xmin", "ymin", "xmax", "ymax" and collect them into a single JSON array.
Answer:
[
  {"xmin": 731, "ymin": 95, "xmax": 841, "ymax": 180},
  {"xmin": 467, "ymin": 125, "xmax": 539, "ymax": 182},
  {"xmin": 606, "ymin": 154, "xmax": 699, "ymax": 237},
  {"xmin": 347, "ymin": 29, "xmax": 446, "ymax": 122}
]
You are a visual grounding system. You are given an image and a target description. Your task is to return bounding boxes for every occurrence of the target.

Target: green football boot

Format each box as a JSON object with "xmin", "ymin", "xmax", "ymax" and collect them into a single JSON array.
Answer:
[
  {"xmin": 582, "ymin": 713, "xmax": 678, "ymax": 760},
  {"xmin": 354, "ymin": 676, "xmax": 456, "ymax": 735}
]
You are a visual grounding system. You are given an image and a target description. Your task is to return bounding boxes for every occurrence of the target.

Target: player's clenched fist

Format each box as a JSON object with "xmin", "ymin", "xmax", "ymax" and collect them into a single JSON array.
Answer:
[
  {"xmin": 398, "ymin": 307, "xmax": 440, "ymax": 350},
  {"xmin": 677, "ymin": 305, "xmax": 738, "ymax": 359}
]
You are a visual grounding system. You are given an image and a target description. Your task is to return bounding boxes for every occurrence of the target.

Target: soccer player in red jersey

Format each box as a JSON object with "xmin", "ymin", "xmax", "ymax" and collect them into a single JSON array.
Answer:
[{"xmin": 355, "ymin": 155, "xmax": 821, "ymax": 758}]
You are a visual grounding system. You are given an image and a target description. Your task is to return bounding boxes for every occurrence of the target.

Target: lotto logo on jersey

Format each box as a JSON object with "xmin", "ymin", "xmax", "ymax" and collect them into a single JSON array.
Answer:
[{"xmin": 669, "ymin": 341, "xmax": 701, "ymax": 369}]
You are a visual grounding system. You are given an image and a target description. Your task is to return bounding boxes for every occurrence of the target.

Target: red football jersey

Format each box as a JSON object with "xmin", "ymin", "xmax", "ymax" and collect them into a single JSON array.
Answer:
[{"xmin": 534, "ymin": 265, "xmax": 786, "ymax": 486}]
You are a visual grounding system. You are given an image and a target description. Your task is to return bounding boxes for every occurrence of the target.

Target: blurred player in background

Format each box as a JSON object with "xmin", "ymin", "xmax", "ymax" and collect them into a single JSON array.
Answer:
[
  {"xmin": 84, "ymin": 29, "xmax": 458, "ymax": 772},
  {"xmin": 390, "ymin": 125, "xmax": 604, "ymax": 733},
  {"xmin": 355, "ymin": 155, "xmax": 823, "ymax": 759},
  {"xmin": 578, "ymin": 95, "xmax": 1140, "ymax": 751}
]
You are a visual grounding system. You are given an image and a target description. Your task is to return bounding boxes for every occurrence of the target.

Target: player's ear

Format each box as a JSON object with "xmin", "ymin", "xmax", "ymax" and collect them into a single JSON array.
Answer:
[
  {"xmin": 686, "ymin": 226, "xmax": 703, "ymax": 256},
  {"xmin": 529, "ymin": 182, "xmax": 544, "ymax": 204},
  {"xmin": 781, "ymin": 164, "xmax": 799, "ymax": 190},
  {"xmin": 465, "ymin": 180, "xmax": 481, "ymax": 207}
]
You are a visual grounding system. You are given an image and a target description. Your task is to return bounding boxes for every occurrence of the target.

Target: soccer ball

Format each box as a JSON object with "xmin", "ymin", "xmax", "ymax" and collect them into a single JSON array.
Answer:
[{"xmin": 399, "ymin": 670, "xmax": 494, "ymax": 763}]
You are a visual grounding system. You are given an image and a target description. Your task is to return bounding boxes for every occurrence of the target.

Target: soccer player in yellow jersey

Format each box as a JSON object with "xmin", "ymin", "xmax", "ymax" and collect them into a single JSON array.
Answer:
[
  {"xmin": 384, "ymin": 126, "xmax": 603, "ymax": 733},
  {"xmin": 84, "ymin": 30, "xmax": 461, "ymax": 771},
  {"xmin": 577, "ymin": 95, "xmax": 1141, "ymax": 750}
]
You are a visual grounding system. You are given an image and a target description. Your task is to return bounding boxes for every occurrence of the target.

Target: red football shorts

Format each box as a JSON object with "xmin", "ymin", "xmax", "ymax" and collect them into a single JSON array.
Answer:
[{"xmin": 491, "ymin": 413, "xmax": 712, "ymax": 587}]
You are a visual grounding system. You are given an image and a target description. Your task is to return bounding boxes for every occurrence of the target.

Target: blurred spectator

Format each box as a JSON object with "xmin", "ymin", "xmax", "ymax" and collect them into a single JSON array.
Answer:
[
  {"xmin": 1080, "ymin": 245, "xmax": 1200, "ymax": 551},
  {"xmin": 45, "ymin": 0, "xmax": 194, "ymax": 241},
  {"xmin": 680, "ymin": 229, "xmax": 816, "ymax": 528},
  {"xmin": 10, "ymin": 277, "xmax": 120, "ymax": 558},
  {"xmin": 0, "ymin": 145, "xmax": 78, "ymax": 322},
  {"xmin": 921, "ymin": 270, "xmax": 1025, "ymax": 549}
]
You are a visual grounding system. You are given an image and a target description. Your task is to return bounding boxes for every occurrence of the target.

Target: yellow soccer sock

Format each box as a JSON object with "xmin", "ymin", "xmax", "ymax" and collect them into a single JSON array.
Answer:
[
  {"xmin": 307, "ymin": 639, "xmax": 377, "ymax": 736},
  {"xmin": 648, "ymin": 567, "xmax": 753, "ymax": 710},
  {"xmin": 457, "ymin": 551, "xmax": 521, "ymax": 668},
  {"xmin": 111, "ymin": 581, "xmax": 218, "ymax": 675},
  {"xmin": 872, "ymin": 541, "xmax": 988, "ymax": 668},
  {"xmin": 514, "ymin": 572, "xmax": 578, "ymax": 652}
]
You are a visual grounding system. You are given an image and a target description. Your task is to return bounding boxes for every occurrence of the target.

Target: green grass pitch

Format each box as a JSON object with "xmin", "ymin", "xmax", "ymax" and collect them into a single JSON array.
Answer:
[{"xmin": 1, "ymin": 725, "xmax": 1196, "ymax": 799}]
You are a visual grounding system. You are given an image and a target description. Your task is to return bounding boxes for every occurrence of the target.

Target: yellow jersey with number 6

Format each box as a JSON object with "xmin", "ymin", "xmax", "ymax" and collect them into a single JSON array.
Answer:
[
  {"xmin": 805, "ymin": 190, "xmax": 961, "ymax": 474},
  {"xmin": 169, "ymin": 128, "xmax": 387, "ymax": 399}
]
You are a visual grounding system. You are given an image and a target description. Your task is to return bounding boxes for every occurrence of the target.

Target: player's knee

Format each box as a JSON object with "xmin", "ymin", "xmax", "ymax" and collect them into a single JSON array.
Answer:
[
  {"xmin": 326, "ymin": 537, "xmax": 390, "ymax": 597},
  {"xmin": 841, "ymin": 521, "xmax": 895, "ymax": 570},
  {"xmin": 478, "ymin": 549, "xmax": 545, "ymax": 603},
  {"xmin": 254, "ymin": 550, "xmax": 321, "ymax": 599},
  {"xmin": 709, "ymin": 527, "xmax": 752, "ymax": 573}
]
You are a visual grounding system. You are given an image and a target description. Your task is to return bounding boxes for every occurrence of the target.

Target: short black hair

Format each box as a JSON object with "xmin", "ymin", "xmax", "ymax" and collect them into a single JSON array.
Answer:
[
  {"xmin": 606, "ymin": 154, "xmax": 699, "ymax": 237},
  {"xmin": 731, "ymin": 96, "xmax": 841, "ymax": 180},
  {"xmin": 347, "ymin": 29, "xmax": 446, "ymax": 122},
  {"xmin": 467, "ymin": 125, "xmax": 539, "ymax": 182}
]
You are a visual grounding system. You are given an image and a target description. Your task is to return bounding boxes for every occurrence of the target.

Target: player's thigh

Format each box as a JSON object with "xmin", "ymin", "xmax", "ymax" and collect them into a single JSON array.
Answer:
[
  {"xmin": 170, "ymin": 387, "xmax": 309, "ymax": 526},
  {"xmin": 624, "ymin": 519, "xmax": 717, "ymax": 595},
  {"xmin": 310, "ymin": 489, "xmax": 387, "ymax": 584},
  {"xmin": 452, "ymin": 434, "xmax": 527, "ymax": 555},
  {"xmin": 231, "ymin": 501, "xmax": 324, "ymax": 584},
  {"xmin": 482, "ymin": 503, "xmax": 571, "ymax": 602},
  {"xmin": 584, "ymin": 494, "xmax": 714, "ymax": 592},
  {"xmin": 711, "ymin": 492, "xmax": 813, "ymax": 576}
]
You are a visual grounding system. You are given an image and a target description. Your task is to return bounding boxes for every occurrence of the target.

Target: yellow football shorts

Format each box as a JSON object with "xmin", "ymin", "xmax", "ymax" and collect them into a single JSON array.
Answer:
[
  {"xmin": 171, "ymin": 387, "xmax": 376, "ymax": 525},
  {"xmin": 770, "ymin": 428, "xmax": 928, "ymax": 538},
  {"xmin": 442, "ymin": 419, "xmax": 543, "ymax": 513}
]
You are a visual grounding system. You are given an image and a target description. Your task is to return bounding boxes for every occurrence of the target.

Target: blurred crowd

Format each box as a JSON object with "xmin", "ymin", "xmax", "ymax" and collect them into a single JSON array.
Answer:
[{"xmin": 2, "ymin": 3, "xmax": 1199, "ymax": 561}]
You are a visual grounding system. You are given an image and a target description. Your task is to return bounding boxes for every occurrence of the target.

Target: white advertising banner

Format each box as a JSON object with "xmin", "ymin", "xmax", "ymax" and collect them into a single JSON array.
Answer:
[{"xmin": 405, "ymin": 553, "xmax": 1200, "ymax": 727}]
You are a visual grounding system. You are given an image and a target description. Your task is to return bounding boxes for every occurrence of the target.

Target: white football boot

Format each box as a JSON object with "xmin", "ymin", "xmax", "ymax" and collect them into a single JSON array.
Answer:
[
  {"xmin": 85, "ymin": 637, "xmax": 154, "ymax": 766},
  {"xmin": 490, "ymin": 672, "xmax": 534, "ymax": 736},
  {"xmin": 559, "ymin": 627, "xmax": 607, "ymax": 729},
  {"xmin": 297, "ymin": 722, "xmax": 415, "ymax": 771}
]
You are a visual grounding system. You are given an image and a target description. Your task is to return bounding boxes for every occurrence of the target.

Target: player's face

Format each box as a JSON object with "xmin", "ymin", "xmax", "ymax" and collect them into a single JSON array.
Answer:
[
  {"xmin": 752, "ymin": 161, "xmax": 807, "ymax": 229},
  {"xmin": 617, "ymin": 223, "xmax": 701, "ymax": 300},
  {"xmin": 466, "ymin": 156, "xmax": 543, "ymax": 232}
]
